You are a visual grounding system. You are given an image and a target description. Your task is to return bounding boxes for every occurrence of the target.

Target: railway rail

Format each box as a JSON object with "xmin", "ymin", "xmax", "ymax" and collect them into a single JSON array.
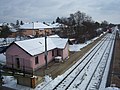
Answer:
[
  {"xmin": 50, "ymin": 33, "xmax": 115, "ymax": 90},
  {"xmin": 41, "ymin": 30, "xmax": 116, "ymax": 90}
]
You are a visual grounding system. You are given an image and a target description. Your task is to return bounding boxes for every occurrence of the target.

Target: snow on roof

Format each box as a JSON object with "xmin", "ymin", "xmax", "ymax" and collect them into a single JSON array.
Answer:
[
  {"xmin": 14, "ymin": 36, "xmax": 68, "ymax": 56},
  {"xmin": 96, "ymin": 28, "xmax": 102, "ymax": 31},
  {"xmin": 48, "ymin": 34, "xmax": 60, "ymax": 38},
  {"xmin": 7, "ymin": 24, "xmax": 13, "ymax": 28},
  {"xmin": 20, "ymin": 22, "xmax": 52, "ymax": 29},
  {"xmin": 49, "ymin": 23, "xmax": 60, "ymax": 28},
  {"xmin": 10, "ymin": 29, "xmax": 17, "ymax": 32},
  {"xmin": 104, "ymin": 87, "xmax": 120, "ymax": 90},
  {"xmin": 0, "ymin": 23, "xmax": 3, "ymax": 26}
]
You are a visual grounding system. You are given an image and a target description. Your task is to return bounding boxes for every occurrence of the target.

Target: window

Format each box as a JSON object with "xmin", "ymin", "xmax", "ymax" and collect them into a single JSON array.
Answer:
[{"xmin": 35, "ymin": 56, "xmax": 39, "ymax": 65}]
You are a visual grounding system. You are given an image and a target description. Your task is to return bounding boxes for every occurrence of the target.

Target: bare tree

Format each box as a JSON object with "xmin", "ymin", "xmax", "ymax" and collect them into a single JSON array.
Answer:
[{"xmin": 56, "ymin": 10, "xmax": 101, "ymax": 43}]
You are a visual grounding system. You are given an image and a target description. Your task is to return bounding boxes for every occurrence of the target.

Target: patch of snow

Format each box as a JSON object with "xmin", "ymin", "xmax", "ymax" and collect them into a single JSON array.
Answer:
[
  {"xmin": 0, "ymin": 54, "xmax": 6, "ymax": 64},
  {"xmin": 2, "ymin": 69, "xmax": 120, "ymax": 90},
  {"xmin": 10, "ymin": 28, "xmax": 17, "ymax": 32},
  {"xmin": 69, "ymin": 36, "xmax": 99, "ymax": 51},
  {"xmin": 104, "ymin": 87, "xmax": 120, "ymax": 90},
  {"xmin": 2, "ymin": 76, "xmax": 33, "ymax": 90},
  {"xmin": 2, "ymin": 75, "xmax": 53, "ymax": 90},
  {"xmin": 44, "ymin": 75, "xmax": 52, "ymax": 83}
]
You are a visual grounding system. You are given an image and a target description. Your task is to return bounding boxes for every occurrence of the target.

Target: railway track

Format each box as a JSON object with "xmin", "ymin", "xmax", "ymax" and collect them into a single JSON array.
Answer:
[
  {"xmin": 50, "ymin": 34, "xmax": 114, "ymax": 90},
  {"xmin": 99, "ymin": 30, "xmax": 116, "ymax": 90},
  {"xmin": 67, "ymin": 32, "xmax": 116, "ymax": 90},
  {"xmin": 84, "ymin": 33, "xmax": 115, "ymax": 90},
  {"xmin": 40, "ymin": 31, "xmax": 116, "ymax": 90}
]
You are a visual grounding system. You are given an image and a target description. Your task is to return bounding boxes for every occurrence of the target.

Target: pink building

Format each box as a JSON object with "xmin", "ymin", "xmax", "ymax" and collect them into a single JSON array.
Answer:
[{"xmin": 6, "ymin": 36, "xmax": 69, "ymax": 73}]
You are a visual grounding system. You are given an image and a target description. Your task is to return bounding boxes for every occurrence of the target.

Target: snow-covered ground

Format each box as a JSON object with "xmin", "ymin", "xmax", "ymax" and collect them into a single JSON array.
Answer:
[
  {"xmin": 0, "ymin": 54, "xmax": 6, "ymax": 65},
  {"xmin": 2, "ymin": 75, "xmax": 120, "ymax": 90},
  {"xmin": 0, "ymin": 38, "xmax": 16, "ymax": 45},
  {"xmin": 0, "ymin": 37, "xmax": 27, "ymax": 46},
  {"xmin": 69, "ymin": 32, "xmax": 105, "ymax": 51},
  {"xmin": 0, "ymin": 37, "xmax": 30, "ymax": 65},
  {"xmin": 104, "ymin": 87, "xmax": 120, "ymax": 90},
  {"xmin": 69, "ymin": 34, "xmax": 103, "ymax": 51},
  {"xmin": 2, "ymin": 76, "xmax": 33, "ymax": 90},
  {"xmin": 1, "ymin": 32, "xmax": 120, "ymax": 90}
]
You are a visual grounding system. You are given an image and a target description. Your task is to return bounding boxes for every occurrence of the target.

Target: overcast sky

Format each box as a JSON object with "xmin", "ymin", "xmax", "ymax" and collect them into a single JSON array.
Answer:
[{"xmin": 0, "ymin": 0, "xmax": 120, "ymax": 24}]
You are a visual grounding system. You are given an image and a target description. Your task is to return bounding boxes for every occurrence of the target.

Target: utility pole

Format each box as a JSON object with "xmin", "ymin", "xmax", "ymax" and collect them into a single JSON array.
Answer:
[{"xmin": 44, "ymin": 30, "xmax": 48, "ymax": 69}]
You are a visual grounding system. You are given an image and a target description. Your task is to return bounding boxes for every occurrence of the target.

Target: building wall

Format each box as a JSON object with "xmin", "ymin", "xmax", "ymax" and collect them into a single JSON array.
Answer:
[
  {"xmin": 31, "ymin": 50, "xmax": 53, "ymax": 71},
  {"xmin": 6, "ymin": 44, "xmax": 33, "ymax": 72},
  {"xmin": 62, "ymin": 43, "xmax": 69, "ymax": 59},
  {"xmin": 21, "ymin": 29, "xmax": 43, "ymax": 36},
  {"xmin": 21, "ymin": 29, "xmax": 52, "ymax": 36},
  {"xmin": 9, "ymin": 32, "xmax": 16, "ymax": 38},
  {"xmin": 52, "ymin": 44, "xmax": 69, "ymax": 60},
  {"xmin": 6, "ymin": 42, "xmax": 69, "ymax": 72},
  {"xmin": 6, "ymin": 44, "xmax": 55, "ymax": 72},
  {"xmin": 42, "ymin": 29, "xmax": 52, "ymax": 35},
  {"xmin": 53, "ymin": 48, "xmax": 62, "ymax": 57}
]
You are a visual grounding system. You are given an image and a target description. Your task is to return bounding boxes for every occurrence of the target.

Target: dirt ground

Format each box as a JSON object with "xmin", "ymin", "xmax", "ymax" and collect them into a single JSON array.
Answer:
[
  {"xmin": 110, "ymin": 31, "xmax": 120, "ymax": 87},
  {"xmin": 34, "ymin": 35, "xmax": 105, "ymax": 79}
]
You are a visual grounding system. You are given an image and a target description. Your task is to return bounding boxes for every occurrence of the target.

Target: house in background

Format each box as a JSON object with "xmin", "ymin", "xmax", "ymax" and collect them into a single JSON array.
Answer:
[
  {"xmin": 19, "ymin": 22, "xmax": 52, "ymax": 37},
  {"xmin": 48, "ymin": 23, "xmax": 62, "ymax": 34},
  {"xmin": 9, "ymin": 28, "xmax": 18, "ymax": 38},
  {"xmin": 5, "ymin": 36, "xmax": 69, "ymax": 73}
]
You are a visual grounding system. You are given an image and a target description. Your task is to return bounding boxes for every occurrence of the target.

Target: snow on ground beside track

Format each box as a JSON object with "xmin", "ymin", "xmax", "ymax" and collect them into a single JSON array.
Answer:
[
  {"xmin": 2, "ymin": 73, "xmax": 120, "ymax": 90},
  {"xmin": 104, "ymin": 87, "xmax": 120, "ymax": 90},
  {"xmin": 99, "ymin": 29, "xmax": 116, "ymax": 90},
  {"xmin": 2, "ymin": 76, "xmax": 34, "ymax": 90}
]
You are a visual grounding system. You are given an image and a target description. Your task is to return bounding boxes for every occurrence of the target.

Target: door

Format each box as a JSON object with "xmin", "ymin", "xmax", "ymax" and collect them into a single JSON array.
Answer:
[{"xmin": 16, "ymin": 58, "xmax": 20, "ymax": 68}]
